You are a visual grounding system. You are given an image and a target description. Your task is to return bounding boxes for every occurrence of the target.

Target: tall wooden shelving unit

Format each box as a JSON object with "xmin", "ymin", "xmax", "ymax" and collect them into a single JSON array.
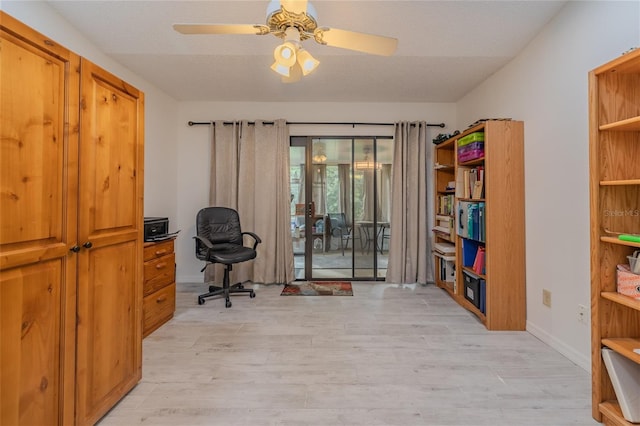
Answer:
[
  {"xmin": 433, "ymin": 138, "xmax": 457, "ymax": 292},
  {"xmin": 589, "ymin": 49, "xmax": 640, "ymax": 425},
  {"xmin": 433, "ymin": 120, "xmax": 526, "ymax": 331}
]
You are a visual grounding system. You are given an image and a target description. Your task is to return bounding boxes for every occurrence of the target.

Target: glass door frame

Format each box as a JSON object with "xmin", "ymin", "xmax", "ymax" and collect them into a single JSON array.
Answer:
[{"xmin": 290, "ymin": 135, "xmax": 392, "ymax": 281}]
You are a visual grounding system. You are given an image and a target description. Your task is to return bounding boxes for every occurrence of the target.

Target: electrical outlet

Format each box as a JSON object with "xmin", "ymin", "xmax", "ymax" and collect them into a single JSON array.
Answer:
[
  {"xmin": 542, "ymin": 289, "xmax": 551, "ymax": 307},
  {"xmin": 578, "ymin": 304, "xmax": 588, "ymax": 324}
]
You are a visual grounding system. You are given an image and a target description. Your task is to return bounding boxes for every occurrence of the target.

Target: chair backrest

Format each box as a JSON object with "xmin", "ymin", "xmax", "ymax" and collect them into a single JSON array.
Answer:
[
  {"xmin": 195, "ymin": 207, "xmax": 243, "ymax": 260},
  {"xmin": 328, "ymin": 212, "xmax": 347, "ymax": 230}
]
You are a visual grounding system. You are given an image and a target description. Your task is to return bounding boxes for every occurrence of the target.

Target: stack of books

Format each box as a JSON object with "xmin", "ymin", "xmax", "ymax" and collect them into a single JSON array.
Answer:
[{"xmin": 434, "ymin": 242, "xmax": 456, "ymax": 285}]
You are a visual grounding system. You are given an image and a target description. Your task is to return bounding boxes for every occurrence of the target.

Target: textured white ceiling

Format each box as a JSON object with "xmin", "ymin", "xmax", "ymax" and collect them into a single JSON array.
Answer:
[{"xmin": 43, "ymin": 0, "xmax": 567, "ymax": 102}]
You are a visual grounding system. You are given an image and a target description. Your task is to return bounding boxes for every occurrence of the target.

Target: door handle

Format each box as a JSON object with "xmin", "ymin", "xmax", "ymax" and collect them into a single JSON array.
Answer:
[
  {"xmin": 70, "ymin": 245, "xmax": 81, "ymax": 253},
  {"xmin": 83, "ymin": 241, "xmax": 93, "ymax": 249}
]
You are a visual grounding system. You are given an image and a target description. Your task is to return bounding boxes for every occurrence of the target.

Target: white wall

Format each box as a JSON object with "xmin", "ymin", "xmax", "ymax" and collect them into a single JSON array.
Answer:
[
  {"xmin": 1, "ymin": 1, "xmax": 180, "ymax": 224},
  {"xmin": 457, "ymin": 1, "xmax": 640, "ymax": 371},
  {"xmin": 175, "ymin": 102, "xmax": 457, "ymax": 281}
]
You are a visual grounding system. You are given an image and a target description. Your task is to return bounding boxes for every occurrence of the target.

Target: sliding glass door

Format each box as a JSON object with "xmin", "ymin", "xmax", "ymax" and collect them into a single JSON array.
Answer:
[{"xmin": 290, "ymin": 136, "xmax": 392, "ymax": 281}]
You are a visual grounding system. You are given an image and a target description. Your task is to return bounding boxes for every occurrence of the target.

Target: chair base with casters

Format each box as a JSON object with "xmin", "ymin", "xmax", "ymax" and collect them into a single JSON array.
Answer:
[
  {"xmin": 197, "ymin": 263, "xmax": 255, "ymax": 308},
  {"xmin": 194, "ymin": 206, "xmax": 261, "ymax": 309}
]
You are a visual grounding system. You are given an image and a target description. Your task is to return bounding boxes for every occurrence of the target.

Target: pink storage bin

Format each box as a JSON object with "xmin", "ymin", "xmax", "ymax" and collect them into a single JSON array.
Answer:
[{"xmin": 616, "ymin": 263, "xmax": 640, "ymax": 299}]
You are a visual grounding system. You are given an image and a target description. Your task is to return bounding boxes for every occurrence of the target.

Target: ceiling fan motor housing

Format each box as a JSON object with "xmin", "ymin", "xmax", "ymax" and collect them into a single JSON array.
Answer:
[{"xmin": 266, "ymin": 0, "xmax": 318, "ymax": 40}]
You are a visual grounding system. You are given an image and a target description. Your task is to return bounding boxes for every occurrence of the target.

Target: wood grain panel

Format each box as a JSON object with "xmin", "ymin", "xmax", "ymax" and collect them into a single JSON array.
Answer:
[
  {"xmin": 0, "ymin": 34, "xmax": 65, "ymax": 246},
  {"xmin": 79, "ymin": 62, "xmax": 143, "ymax": 239},
  {"xmin": 143, "ymin": 239, "xmax": 174, "ymax": 261},
  {"xmin": 143, "ymin": 282, "xmax": 176, "ymax": 338},
  {"xmin": 0, "ymin": 11, "xmax": 80, "ymax": 425},
  {"xmin": 75, "ymin": 242, "xmax": 141, "ymax": 425},
  {"xmin": 75, "ymin": 58, "xmax": 144, "ymax": 426},
  {"xmin": 483, "ymin": 121, "xmax": 526, "ymax": 331},
  {"xmin": 0, "ymin": 261, "xmax": 62, "ymax": 426},
  {"xmin": 143, "ymin": 253, "xmax": 175, "ymax": 296}
]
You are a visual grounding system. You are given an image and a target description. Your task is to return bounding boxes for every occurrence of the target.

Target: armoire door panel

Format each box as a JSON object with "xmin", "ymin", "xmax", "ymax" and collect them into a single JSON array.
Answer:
[
  {"xmin": 79, "ymin": 66, "xmax": 142, "ymax": 237},
  {"xmin": 0, "ymin": 261, "xmax": 63, "ymax": 426},
  {"xmin": 75, "ymin": 242, "xmax": 139, "ymax": 424},
  {"xmin": 1, "ymin": 11, "xmax": 80, "ymax": 426},
  {"xmin": 0, "ymin": 29, "xmax": 66, "ymax": 247},
  {"xmin": 75, "ymin": 58, "xmax": 144, "ymax": 426}
]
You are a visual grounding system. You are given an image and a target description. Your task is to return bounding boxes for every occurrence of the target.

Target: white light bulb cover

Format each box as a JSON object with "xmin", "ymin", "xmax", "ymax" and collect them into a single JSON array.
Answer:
[
  {"xmin": 271, "ymin": 62, "xmax": 290, "ymax": 77},
  {"xmin": 273, "ymin": 42, "xmax": 297, "ymax": 67},
  {"xmin": 296, "ymin": 49, "xmax": 319, "ymax": 75}
]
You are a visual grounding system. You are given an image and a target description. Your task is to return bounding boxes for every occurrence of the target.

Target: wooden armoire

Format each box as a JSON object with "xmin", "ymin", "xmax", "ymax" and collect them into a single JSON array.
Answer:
[{"xmin": 0, "ymin": 12, "xmax": 144, "ymax": 425}]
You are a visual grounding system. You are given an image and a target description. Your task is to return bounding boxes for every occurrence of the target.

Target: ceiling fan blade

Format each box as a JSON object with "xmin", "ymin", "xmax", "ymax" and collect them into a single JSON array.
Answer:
[
  {"xmin": 280, "ymin": 0, "xmax": 308, "ymax": 15},
  {"xmin": 314, "ymin": 28, "xmax": 398, "ymax": 56},
  {"xmin": 172, "ymin": 24, "xmax": 270, "ymax": 35}
]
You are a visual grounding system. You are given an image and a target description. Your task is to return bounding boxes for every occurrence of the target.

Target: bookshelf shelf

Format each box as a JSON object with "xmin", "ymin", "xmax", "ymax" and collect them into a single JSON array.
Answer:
[
  {"xmin": 599, "ymin": 116, "xmax": 640, "ymax": 132},
  {"xmin": 434, "ymin": 164, "xmax": 455, "ymax": 171},
  {"xmin": 598, "ymin": 402, "xmax": 632, "ymax": 426},
  {"xmin": 601, "ymin": 292, "xmax": 640, "ymax": 311},
  {"xmin": 602, "ymin": 338, "xmax": 640, "ymax": 364},
  {"xmin": 600, "ymin": 179, "xmax": 640, "ymax": 186},
  {"xmin": 433, "ymin": 120, "xmax": 525, "ymax": 331},
  {"xmin": 458, "ymin": 197, "xmax": 486, "ymax": 202},
  {"xmin": 459, "ymin": 157, "xmax": 485, "ymax": 167},
  {"xmin": 600, "ymin": 236, "xmax": 640, "ymax": 249},
  {"xmin": 590, "ymin": 49, "xmax": 640, "ymax": 425},
  {"xmin": 462, "ymin": 266, "xmax": 486, "ymax": 280}
]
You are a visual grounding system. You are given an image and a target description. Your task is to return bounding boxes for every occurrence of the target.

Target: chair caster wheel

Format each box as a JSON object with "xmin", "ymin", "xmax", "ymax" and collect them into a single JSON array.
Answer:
[
  {"xmin": 198, "ymin": 297, "xmax": 205, "ymax": 305},
  {"xmin": 225, "ymin": 300, "xmax": 232, "ymax": 308},
  {"xmin": 209, "ymin": 285, "xmax": 216, "ymax": 292},
  {"xmin": 250, "ymin": 291, "xmax": 256, "ymax": 298}
]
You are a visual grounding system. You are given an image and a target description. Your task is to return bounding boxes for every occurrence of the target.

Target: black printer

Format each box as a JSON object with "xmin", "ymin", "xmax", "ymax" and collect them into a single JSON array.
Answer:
[{"xmin": 144, "ymin": 217, "xmax": 169, "ymax": 241}]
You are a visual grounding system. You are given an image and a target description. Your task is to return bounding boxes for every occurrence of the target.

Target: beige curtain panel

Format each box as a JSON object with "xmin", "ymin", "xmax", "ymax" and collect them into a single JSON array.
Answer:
[
  {"xmin": 386, "ymin": 121, "xmax": 433, "ymax": 284},
  {"xmin": 205, "ymin": 120, "xmax": 295, "ymax": 285}
]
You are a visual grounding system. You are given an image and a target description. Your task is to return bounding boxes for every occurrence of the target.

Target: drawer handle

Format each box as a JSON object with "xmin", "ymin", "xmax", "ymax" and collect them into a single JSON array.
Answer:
[
  {"xmin": 155, "ymin": 263, "xmax": 166, "ymax": 269},
  {"xmin": 156, "ymin": 296, "xmax": 167, "ymax": 303},
  {"xmin": 154, "ymin": 249, "xmax": 168, "ymax": 256}
]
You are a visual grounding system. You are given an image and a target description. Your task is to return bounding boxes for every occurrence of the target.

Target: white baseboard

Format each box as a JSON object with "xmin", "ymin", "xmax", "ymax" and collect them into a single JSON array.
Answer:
[{"xmin": 526, "ymin": 321, "xmax": 590, "ymax": 372}]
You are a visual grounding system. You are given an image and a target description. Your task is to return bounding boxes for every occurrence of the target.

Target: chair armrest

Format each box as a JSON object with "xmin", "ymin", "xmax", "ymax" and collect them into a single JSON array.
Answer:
[
  {"xmin": 193, "ymin": 235, "xmax": 214, "ymax": 249},
  {"xmin": 242, "ymin": 231, "xmax": 262, "ymax": 249}
]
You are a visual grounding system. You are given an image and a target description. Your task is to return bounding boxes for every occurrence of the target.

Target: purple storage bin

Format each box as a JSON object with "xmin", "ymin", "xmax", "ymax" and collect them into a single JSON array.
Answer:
[{"xmin": 458, "ymin": 141, "xmax": 484, "ymax": 162}]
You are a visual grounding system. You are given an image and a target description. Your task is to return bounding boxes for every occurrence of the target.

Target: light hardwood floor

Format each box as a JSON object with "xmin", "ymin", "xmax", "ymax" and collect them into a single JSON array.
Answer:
[{"xmin": 99, "ymin": 282, "xmax": 597, "ymax": 426}]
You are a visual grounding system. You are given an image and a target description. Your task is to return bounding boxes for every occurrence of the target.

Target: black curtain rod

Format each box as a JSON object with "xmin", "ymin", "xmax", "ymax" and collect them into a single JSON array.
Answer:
[{"xmin": 187, "ymin": 120, "xmax": 445, "ymax": 128}]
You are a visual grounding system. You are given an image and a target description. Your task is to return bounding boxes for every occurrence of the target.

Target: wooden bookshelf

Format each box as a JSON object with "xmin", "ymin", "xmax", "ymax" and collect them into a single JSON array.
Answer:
[
  {"xmin": 433, "ymin": 120, "xmax": 526, "ymax": 331},
  {"xmin": 589, "ymin": 48, "xmax": 640, "ymax": 425}
]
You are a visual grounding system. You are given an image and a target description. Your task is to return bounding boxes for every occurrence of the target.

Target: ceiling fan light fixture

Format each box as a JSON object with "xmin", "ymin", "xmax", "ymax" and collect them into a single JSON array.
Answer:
[
  {"xmin": 271, "ymin": 61, "xmax": 291, "ymax": 77},
  {"xmin": 281, "ymin": 62, "xmax": 302, "ymax": 83},
  {"xmin": 297, "ymin": 49, "xmax": 319, "ymax": 75},
  {"xmin": 273, "ymin": 42, "xmax": 297, "ymax": 67}
]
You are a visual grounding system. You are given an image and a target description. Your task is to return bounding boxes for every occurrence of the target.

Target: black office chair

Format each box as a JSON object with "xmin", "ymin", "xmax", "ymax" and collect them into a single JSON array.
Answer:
[
  {"xmin": 328, "ymin": 212, "xmax": 357, "ymax": 256},
  {"xmin": 194, "ymin": 207, "xmax": 261, "ymax": 308}
]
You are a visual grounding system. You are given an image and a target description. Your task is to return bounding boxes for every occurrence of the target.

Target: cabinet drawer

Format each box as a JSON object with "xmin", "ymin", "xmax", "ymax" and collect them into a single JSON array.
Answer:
[
  {"xmin": 143, "ymin": 282, "xmax": 176, "ymax": 337},
  {"xmin": 144, "ymin": 253, "xmax": 175, "ymax": 296},
  {"xmin": 144, "ymin": 239, "xmax": 174, "ymax": 261}
]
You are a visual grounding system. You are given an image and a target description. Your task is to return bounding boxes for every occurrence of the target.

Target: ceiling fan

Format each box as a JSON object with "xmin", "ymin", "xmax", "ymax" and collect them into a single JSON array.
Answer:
[{"xmin": 173, "ymin": 0, "xmax": 398, "ymax": 82}]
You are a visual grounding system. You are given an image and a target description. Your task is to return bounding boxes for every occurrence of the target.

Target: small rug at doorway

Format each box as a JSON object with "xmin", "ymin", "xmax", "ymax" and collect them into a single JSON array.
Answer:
[{"xmin": 280, "ymin": 281, "xmax": 353, "ymax": 296}]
